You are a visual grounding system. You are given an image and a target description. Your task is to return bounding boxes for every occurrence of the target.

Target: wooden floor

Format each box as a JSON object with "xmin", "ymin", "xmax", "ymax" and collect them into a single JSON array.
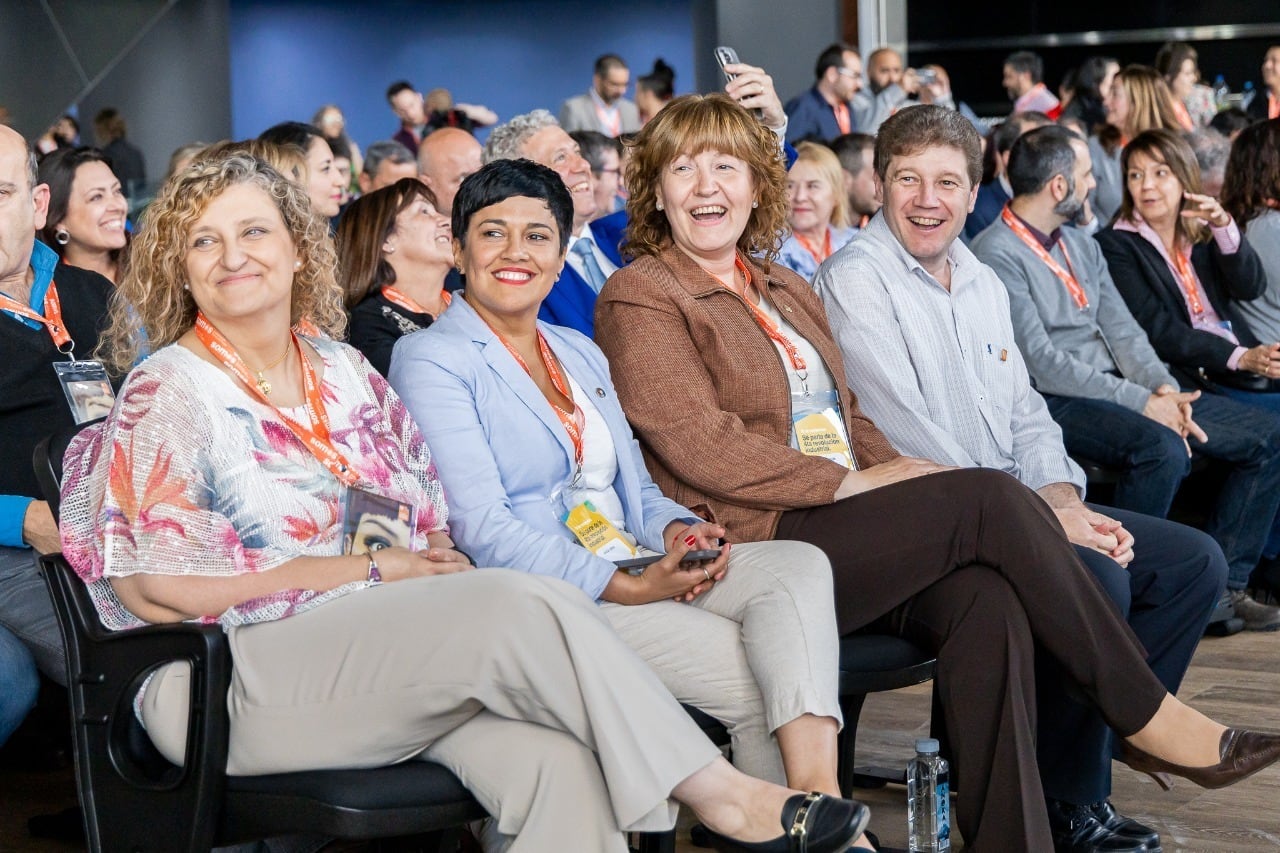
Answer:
[{"xmin": 2, "ymin": 628, "xmax": 1278, "ymax": 853}]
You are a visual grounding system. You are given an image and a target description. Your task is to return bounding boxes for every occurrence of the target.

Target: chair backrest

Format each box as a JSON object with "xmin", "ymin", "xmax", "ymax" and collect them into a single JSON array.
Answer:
[
  {"xmin": 35, "ymin": 420, "xmax": 233, "ymax": 852},
  {"xmin": 33, "ymin": 417, "xmax": 103, "ymax": 522}
]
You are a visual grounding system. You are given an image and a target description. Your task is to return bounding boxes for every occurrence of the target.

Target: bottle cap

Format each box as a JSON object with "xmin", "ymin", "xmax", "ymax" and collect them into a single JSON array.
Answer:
[{"xmin": 915, "ymin": 738, "xmax": 940, "ymax": 754}]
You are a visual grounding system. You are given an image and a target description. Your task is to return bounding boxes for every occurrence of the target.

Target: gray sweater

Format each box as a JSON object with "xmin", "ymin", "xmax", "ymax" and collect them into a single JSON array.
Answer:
[
  {"xmin": 971, "ymin": 215, "xmax": 1177, "ymax": 413},
  {"xmin": 1234, "ymin": 210, "xmax": 1280, "ymax": 344}
]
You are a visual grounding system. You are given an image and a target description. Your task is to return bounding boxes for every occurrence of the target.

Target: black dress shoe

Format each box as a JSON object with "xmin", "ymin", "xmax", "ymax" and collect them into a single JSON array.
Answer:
[
  {"xmin": 1092, "ymin": 801, "xmax": 1160, "ymax": 850},
  {"xmin": 701, "ymin": 791, "xmax": 871, "ymax": 853},
  {"xmin": 1046, "ymin": 799, "xmax": 1148, "ymax": 853}
]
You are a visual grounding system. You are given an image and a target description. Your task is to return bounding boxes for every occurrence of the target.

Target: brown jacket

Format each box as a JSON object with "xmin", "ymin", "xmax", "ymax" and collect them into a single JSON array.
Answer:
[{"xmin": 595, "ymin": 244, "xmax": 899, "ymax": 542}]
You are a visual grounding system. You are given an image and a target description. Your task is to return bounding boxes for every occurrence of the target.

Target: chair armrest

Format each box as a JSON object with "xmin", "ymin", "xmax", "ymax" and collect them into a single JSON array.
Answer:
[{"xmin": 41, "ymin": 554, "xmax": 232, "ymax": 851}]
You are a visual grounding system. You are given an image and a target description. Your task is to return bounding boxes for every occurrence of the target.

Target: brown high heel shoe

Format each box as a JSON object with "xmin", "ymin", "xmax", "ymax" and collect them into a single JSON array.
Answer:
[{"xmin": 1119, "ymin": 729, "xmax": 1280, "ymax": 790}]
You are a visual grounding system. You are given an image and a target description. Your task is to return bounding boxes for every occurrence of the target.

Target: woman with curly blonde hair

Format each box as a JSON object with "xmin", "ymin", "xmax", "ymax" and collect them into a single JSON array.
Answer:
[{"xmin": 97, "ymin": 150, "xmax": 344, "ymax": 374}]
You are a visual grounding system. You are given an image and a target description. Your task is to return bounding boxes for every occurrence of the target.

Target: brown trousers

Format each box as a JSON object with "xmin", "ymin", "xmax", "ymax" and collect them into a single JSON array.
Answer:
[{"xmin": 776, "ymin": 468, "xmax": 1166, "ymax": 852}]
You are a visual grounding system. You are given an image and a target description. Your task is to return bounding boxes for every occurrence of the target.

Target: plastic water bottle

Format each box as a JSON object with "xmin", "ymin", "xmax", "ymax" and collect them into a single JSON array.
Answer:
[
  {"xmin": 907, "ymin": 738, "xmax": 951, "ymax": 852},
  {"xmin": 1242, "ymin": 81, "xmax": 1257, "ymax": 111},
  {"xmin": 1213, "ymin": 75, "xmax": 1230, "ymax": 110}
]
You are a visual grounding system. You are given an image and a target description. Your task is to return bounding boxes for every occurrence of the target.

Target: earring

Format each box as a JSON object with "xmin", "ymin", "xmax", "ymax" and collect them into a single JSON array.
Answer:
[
  {"xmin": 182, "ymin": 284, "xmax": 190, "ymax": 291},
  {"xmin": 294, "ymin": 259, "xmax": 302, "ymax": 271},
  {"xmin": 656, "ymin": 201, "xmax": 664, "ymax": 211},
  {"xmin": 55, "ymin": 228, "xmax": 70, "ymax": 246},
  {"xmin": 751, "ymin": 200, "xmax": 759, "ymax": 209}
]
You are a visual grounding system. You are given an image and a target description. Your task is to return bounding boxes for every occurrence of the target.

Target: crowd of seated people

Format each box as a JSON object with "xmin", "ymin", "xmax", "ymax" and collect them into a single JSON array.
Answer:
[{"xmin": 4, "ymin": 38, "xmax": 1280, "ymax": 853}]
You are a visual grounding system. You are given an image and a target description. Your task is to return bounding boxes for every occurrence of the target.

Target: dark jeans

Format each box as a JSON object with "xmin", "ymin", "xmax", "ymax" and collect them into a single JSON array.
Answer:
[
  {"xmin": 1045, "ymin": 393, "xmax": 1280, "ymax": 587},
  {"xmin": 1035, "ymin": 507, "xmax": 1225, "ymax": 805},
  {"xmin": 776, "ymin": 468, "xmax": 1171, "ymax": 850}
]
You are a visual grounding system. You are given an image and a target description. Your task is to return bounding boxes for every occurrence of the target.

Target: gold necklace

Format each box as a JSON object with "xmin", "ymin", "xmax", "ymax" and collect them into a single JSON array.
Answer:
[{"xmin": 250, "ymin": 339, "xmax": 292, "ymax": 396}]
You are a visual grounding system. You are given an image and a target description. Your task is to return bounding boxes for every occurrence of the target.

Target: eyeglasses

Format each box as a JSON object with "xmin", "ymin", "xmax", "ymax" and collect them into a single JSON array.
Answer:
[{"xmin": 837, "ymin": 68, "xmax": 862, "ymax": 80}]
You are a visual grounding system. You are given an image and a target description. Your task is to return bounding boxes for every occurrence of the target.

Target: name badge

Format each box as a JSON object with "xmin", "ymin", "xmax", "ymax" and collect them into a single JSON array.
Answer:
[
  {"xmin": 791, "ymin": 390, "xmax": 854, "ymax": 469},
  {"xmin": 563, "ymin": 500, "xmax": 636, "ymax": 560},
  {"xmin": 340, "ymin": 487, "xmax": 418, "ymax": 555},
  {"xmin": 53, "ymin": 360, "xmax": 116, "ymax": 425}
]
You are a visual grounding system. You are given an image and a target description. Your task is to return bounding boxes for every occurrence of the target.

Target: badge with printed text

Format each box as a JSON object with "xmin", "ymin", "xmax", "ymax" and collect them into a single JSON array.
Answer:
[
  {"xmin": 563, "ymin": 500, "xmax": 636, "ymax": 560},
  {"xmin": 53, "ymin": 361, "xmax": 116, "ymax": 425},
  {"xmin": 791, "ymin": 390, "xmax": 854, "ymax": 469}
]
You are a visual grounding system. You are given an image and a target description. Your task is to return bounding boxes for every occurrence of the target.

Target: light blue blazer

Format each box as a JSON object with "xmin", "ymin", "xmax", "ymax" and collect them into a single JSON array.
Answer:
[{"xmin": 387, "ymin": 296, "xmax": 696, "ymax": 600}]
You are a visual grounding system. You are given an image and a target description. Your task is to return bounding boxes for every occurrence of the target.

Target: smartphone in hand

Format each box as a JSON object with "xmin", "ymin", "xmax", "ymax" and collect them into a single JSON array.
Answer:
[
  {"xmin": 715, "ymin": 46, "xmax": 741, "ymax": 83},
  {"xmin": 614, "ymin": 549, "xmax": 722, "ymax": 573}
]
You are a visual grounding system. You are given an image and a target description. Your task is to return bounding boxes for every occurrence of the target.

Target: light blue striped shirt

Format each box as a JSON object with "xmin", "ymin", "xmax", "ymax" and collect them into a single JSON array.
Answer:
[{"xmin": 814, "ymin": 213, "xmax": 1086, "ymax": 494}]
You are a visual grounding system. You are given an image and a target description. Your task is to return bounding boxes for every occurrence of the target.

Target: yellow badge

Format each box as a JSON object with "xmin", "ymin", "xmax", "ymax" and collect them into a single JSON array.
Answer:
[
  {"xmin": 563, "ymin": 501, "xmax": 636, "ymax": 560},
  {"xmin": 793, "ymin": 409, "xmax": 855, "ymax": 469}
]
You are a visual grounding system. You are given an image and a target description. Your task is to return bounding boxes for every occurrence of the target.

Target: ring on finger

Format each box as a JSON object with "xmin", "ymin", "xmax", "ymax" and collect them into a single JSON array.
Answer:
[{"xmin": 702, "ymin": 568, "xmax": 712, "ymax": 582}]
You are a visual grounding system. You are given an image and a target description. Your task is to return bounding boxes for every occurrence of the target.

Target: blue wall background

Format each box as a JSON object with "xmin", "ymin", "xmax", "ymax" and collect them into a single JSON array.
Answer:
[{"xmin": 229, "ymin": 0, "xmax": 696, "ymax": 148}]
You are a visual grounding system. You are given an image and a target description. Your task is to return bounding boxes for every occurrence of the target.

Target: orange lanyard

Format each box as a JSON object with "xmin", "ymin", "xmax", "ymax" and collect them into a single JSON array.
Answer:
[
  {"xmin": 193, "ymin": 312, "xmax": 360, "ymax": 487},
  {"xmin": 592, "ymin": 101, "xmax": 621, "ymax": 137},
  {"xmin": 1171, "ymin": 99, "xmax": 1194, "ymax": 131},
  {"xmin": 1169, "ymin": 246, "xmax": 1207, "ymax": 316},
  {"xmin": 0, "ymin": 279, "xmax": 74, "ymax": 352},
  {"xmin": 793, "ymin": 229, "xmax": 833, "ymax": 269},
  {"xmin": 1001, "ymin": 206, "xmax": 1088, "ymax": 310},
  {"xmin": 723, "ymin": 257, "xmax": 809, "ymax": 378},
  {"xmin": 381, "ymin": 285, "xmax": 450, "ymax": 316},
  {"xmin": 293, "ymin": 318, "xmax": 321, "ymax": 337},
  {"xmin": 493, "ymin": 327, "xmax": 585, "ymax": 474},
  {"xmin": 1270, "ymin": 93, "xmax": 1279, "ymax": 121},
  {"xmin": 833, "ymin": 101, "xmax": 851, "ymax": 135}
]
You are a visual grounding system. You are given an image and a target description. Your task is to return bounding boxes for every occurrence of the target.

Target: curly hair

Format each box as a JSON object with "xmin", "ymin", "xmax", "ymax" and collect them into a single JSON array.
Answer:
[
  {"xmin": 623, "ymin": 93, "xmax": 788, "ymax": 261},
  {"xmin": 96, "ymin": 151, "xmax": 345, "ymax": 374},
  {"xmin": 336, "ymin": 177, "xmax": 439, "ymax": 309},
  {"xmin": 483, "ymin": 109, "xmax": 559, "ymax": 164},
  {"xmin": 1120, "ymin": 128, "xmax": 1209, "ymax": 245},
  {"xmin": 1222, "ymin": 119, "xmax": 1280, "ymax": 227}
]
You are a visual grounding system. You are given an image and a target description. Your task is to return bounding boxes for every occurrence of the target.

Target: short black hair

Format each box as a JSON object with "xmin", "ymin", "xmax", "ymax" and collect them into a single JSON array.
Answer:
[
  {"xmin": 1004, "ymin": 51, "xmax": 1044, "ymax": 84},
  {"xmin": 1007, "ymin": 125, "xmax": 1080, "ymax": 197},
  {"xmin": 452, "ymin": 158, "xmax": 574, "ymax": 252},
  {"xmin": 1209, "ymin": 107, "xmax": 1253, "ymax": 137},
  {"xmin": 568, "ymin": 130, "xmax": 622, "ymax": 174},
  {"xmin": 815, "ymin": 43, "xmax": 857, "ymax": 80},
  {"xmin": 829, "ymin": 132, "xmax": 875, "ymax": 177},
  {"xmin": 385, "ymin": 80, "xmax": 415, "ymax": 102},
  {"xmin": 992, "ymin": 111, "xmax": 1053, "ymax": 156},
  {"xmin": 594, "ymin": 54, "xmax": 627, "ymax": 76},
  {"xmin": 259, "ymin": 121, "xmax": 323, "ymax": 154}
]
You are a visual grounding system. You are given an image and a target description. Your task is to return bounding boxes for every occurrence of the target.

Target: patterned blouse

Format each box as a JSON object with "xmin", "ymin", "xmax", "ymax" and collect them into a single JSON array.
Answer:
[{"xmin": 60, "ymin": 336, "xmax": 448, "ymax": 630}]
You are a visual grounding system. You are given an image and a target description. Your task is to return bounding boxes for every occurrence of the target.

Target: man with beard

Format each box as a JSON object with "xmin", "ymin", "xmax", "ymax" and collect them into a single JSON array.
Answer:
[
  {"xmin": 559, "ymin": 54, "xmax": 641, "ymax": 138},
  {"xmin": 970, "ymin": 125, "xmax": 1280, "ymax": 632}
]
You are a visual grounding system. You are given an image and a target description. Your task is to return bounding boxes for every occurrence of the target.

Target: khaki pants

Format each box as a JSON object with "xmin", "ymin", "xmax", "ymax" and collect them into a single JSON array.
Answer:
[
  {"xmin": 600, "ymin": 539, "xmax": 842, "ymax": 784},
  {"xmin": 142, "ymin": 570, "xmax": 722, "ymax": 850}
]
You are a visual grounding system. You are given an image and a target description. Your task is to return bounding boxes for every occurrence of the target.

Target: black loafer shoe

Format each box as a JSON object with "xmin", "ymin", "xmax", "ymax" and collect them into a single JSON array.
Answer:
[
  {"xmin": 1092, "ymin": 801, "xmax": 1161, "ymax": 850},
  {"xmin": 702, "ymin": 791, "xmax": 871, "ymax": 853},
  {"xmin": 1047, "ymin": 799, "xmax": 1148, "ymax": 853}
]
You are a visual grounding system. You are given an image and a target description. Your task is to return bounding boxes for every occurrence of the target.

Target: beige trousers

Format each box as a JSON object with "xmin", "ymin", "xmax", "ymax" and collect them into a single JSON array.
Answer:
[
  {"xmin": 599, "ymin": 539, "xmax": 842, "ymax": 784},
  {"xmin": 141, "ymin": 570, "xmax": 722, "ymax": 850}
]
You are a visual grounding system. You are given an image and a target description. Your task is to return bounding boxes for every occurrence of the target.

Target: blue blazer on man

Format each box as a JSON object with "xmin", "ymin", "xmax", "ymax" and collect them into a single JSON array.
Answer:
[
  {"xmin": 963, "ymin": 180, "xmax": 1010, "ymax": 242},
  {"xmin": 388, "ymin": 296, "xmax": 695, "ymax": 600},
  {"xmin": 540, "ymin": 210, "xmax": 628, "ymax": 337},
  {"xmin": 784, "ymin": 86, "xmax": 846, "ymax": 144}
]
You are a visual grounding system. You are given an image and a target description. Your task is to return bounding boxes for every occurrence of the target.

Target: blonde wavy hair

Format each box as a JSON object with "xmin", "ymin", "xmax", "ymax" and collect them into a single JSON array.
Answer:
[
  {"xmin": 97, "ymin": 151, "xmax": 345, "ymax": 374},
  {"xmin": 624, "ymin": 93, "xmax": 788, "ymax": 260}
]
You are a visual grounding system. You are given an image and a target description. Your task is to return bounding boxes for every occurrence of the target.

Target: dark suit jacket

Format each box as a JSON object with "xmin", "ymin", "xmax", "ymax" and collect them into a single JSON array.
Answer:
[
  {"xmin": 539, "ymin": 210, "xmax": 627, "ymax": 337},
  {"xmin": 784, "ymin": 86, "xmax": 845, "ymax": 144},
  {"xmin": 1095, "ymin": 225, "xmax": 1269, "ymax": 389},
  {"xmin": 963, "ymin": 181, "xmax": 1010, "ymax": 242}
]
